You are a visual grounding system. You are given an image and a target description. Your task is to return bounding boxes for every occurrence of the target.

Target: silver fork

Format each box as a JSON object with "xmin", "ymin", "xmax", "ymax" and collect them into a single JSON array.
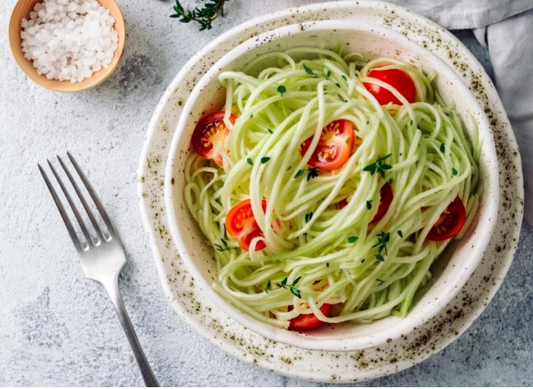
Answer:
[{"xmin": 38, "ymin": 153, "xmax": 159, "ymax": 387}]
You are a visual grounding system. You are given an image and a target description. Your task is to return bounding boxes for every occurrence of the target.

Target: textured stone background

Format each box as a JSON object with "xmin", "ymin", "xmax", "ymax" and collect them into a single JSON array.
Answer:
[{"xmin": 1, "ymin": 0, "xmax": 532, "ymax": 386}]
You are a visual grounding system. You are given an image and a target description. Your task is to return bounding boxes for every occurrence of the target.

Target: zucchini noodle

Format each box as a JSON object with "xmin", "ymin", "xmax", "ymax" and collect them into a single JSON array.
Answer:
[{"xmin": 184, "ymin": 47, "xmax": 480, "ymax": 328}]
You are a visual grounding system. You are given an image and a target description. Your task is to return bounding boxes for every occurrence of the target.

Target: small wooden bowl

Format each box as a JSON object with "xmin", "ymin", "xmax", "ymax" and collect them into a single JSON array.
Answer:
[{"xmin": 8, "ymin": 0, "xmax": 126, "ymax": 92}]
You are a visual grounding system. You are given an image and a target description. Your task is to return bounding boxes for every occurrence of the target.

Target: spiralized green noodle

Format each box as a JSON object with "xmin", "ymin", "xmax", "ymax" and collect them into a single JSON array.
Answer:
[{"xmin": 184, "ymin": 47, "xmax": 480, "ymax": 328}]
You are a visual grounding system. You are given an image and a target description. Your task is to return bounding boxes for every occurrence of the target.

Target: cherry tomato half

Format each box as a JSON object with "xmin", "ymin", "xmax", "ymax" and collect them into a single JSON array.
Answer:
[
  {"xmin": 427, "ymin": 196, "xmax": 466, "ymax": 241},
  {"xmin": 191, "ymin": 111, "xmax": 236, "ymax": 167},
  {"xmin": 300, "ymin": 120, "xmax": 355, "ymax": 171},
  {"xmin": 371, "ymin": 182, "xmax": 393, "ymax": 224},
  {"xmin": 363, "ymin": 68, "xmax": 416, "ymax": 105},
  {"xmin": 225, "ymin": 199, "xmax": 267, "ymax": 251},
  {"xmin": 289, "ymin": 303, "xmax": 333, "ymax": 331},
  {"xmin": 337, "ymin": 198, "xmax": 348, "ymax": 209}
]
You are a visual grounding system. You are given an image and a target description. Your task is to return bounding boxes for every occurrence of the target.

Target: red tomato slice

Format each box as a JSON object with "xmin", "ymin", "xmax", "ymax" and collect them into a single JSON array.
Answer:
[
  {"xmin": 337, "ymin": 198, "xmax": 348, "ymax": 209},
  {"xmin": 300, "ymin": 120, "xmax": 355, "ymax": 171},
  {"xmin": 371, "ymin": 182, "xmax": 393, "ymax": 224},
  {"xmin": 225, "ymin": 199, "xmax": 267, "ymax": 251},
  {"xmin": 427, "ymin": 196, "xmax": 466, "ymax": 241},
  {"xmin": 191, "ymin": 111, "xmax": 236, "ymax": 167},
  {"xmin": 363, "ymin": 68, "xmax": 416, "ymax": 105},
  {"xmin": 289, "ymin": 303, "xmax": 333, "ymax": 331}
]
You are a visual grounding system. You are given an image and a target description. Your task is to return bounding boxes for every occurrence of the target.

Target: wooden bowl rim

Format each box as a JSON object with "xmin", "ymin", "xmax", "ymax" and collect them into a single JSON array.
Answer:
[{"xmin": 8, "ymin": 0, "xmax": 126, "ymax": 93}]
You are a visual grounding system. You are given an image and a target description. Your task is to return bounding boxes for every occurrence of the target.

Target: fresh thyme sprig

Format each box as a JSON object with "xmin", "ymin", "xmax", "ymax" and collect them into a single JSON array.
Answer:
[
  {"xmin": 265, "ymin": 280, "xmax": 271, "ymax": 293},
  {"xmin": 307, "ymin": 167, "xmax": 319, "ymax": 181},
  {"xmin": 294, "ymin": 167, "xmax": 319, "ymax": 180},
  {"xmin": 303, "ymin": 64, "xmax": 317, "ymax": 77},
  {"xmin": 213, "ymin": 238, "xmax": 235, "ymax": 252},
  {"xmin": 372, "ymin": 231, "xmax": 390, "ymax": 262},
  {"xmin": 170, "ymin": 0, "xmax": 229, "ymax": 31},
  {"xmin": 275, "ymin": 276, "xmax": 302, "ymax": 298},
  {"xmin": 363, "ymin": 154, "xmax": 392, "ymax": 178}
]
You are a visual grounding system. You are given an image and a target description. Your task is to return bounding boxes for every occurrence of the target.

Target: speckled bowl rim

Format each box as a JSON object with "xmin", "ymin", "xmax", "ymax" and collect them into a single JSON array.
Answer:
[
  {"xmin": 164, "ymin": 19, "xmax": 500, "ymax": 352},
  {"xmin": 138, "ymin": 1, "xmax": 523, "ymax": 383}
]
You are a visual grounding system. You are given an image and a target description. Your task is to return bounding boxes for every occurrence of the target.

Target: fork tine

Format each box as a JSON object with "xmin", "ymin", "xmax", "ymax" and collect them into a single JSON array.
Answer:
[
  {"xmin": 38, "ymin": 164, "xmax": 83, "ymax": 251},
  {"xmin": 47, "ymin": 159, "xmax": 94, "ymax": 245},
  {"xmin": 57, "ymin": 156, "xmax": 105, "ymax": 242},
  {"xmin": 67, "ymin": 152, "xmax": 117, "ymax": 237}
]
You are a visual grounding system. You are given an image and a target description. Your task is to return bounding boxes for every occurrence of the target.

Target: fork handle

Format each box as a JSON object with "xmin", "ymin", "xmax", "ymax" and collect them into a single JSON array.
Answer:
[{"xmin": 103, "ymin": 279, "xmax": 160, "ymax": 387}]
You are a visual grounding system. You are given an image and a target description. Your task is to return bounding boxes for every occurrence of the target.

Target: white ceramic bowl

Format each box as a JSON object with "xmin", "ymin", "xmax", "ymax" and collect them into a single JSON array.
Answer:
[{"xmin": 164, "ymin": 20, "xmax": 500, "ymax": 351}]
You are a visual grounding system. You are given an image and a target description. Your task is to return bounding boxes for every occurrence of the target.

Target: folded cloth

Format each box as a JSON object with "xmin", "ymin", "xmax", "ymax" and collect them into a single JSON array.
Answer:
[
  {"xmin": 474, "ymin": 9, "xmax": 533, "ymax": 225},
  {"xmin": 388, "ymin": 0, "xmax": 533, "ymax": 29},
  {"xmin": 385, "ymin": 0, "xmax": 533, "ymax": 225}
]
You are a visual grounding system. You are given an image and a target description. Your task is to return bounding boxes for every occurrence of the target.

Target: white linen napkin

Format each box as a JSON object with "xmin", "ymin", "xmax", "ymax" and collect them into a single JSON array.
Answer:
[
  {"xmin": 474, "ymin": 9, "xmax": 533, "ymax": 226},
  {"xmin": 384, "ymin": 0, "xmax": 533, "ymax": 225}
]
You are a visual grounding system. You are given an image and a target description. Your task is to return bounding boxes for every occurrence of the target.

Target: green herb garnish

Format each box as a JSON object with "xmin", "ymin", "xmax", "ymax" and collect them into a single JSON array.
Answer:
[
  {"xmin": 214, "ymin": 238, "xmax": 234, "ymax": 252},
  {"xmin": 348, "ymin": 236, "xmax": 358, "ymax": 243},
  {"xmin": 247, "ymin": 157, "xmax": 253, "ymax": 166},
  {"xmin": 366, "ymin": 200, "xmax": 372, "ymax": 210},
  {"xmin": 294, "ymin": 169, "xmax": 304, "ymax": 178},
  {"xmin": 452, "ymin": 168, "xmax": 458, "ymax": 176},
  {"xmin": 373, "ymin": 231, "xmax": 390, "ymax": 261},
  {"xmin": 397, "ymin": 230, "xmax": 403, "ymax": 238},
  {"xmin": 363, "ymin": 154, "xmax": 392, "ymax": 178},
  {"xmin": 307, "ymin": 167, "xmax": 319, "ymax": 181},
  {"xmin": 170, "ymin": 0, "xmax": 229, "ymax": 31},
  {"xmin": 277, "ymin": 85, "xmax": 286, "ymax": 96},
  {"xmin": 277, "ymin": 276, "xmax": 302, "ymax": 299},
  {"xmin": 440, "ymin": 143, "xmax": 445, "ymax": 153},
  {"xmin": 290, "ymin": 287, "xmax": 302, "ymax": 298},
  {"xmin": 260, "ymin": 156, "xmax": 270, "ymax": 164},
  {"xmin": 267, "ymin": 128, "xmax": 273, "ymax": 134},
  {"xmin": 303, "ymin": 64, "xmax": 316, "ymax": 77},
  {"xmin": 305, "ymin": 212, "xmax": 313, "ymax": 223}
]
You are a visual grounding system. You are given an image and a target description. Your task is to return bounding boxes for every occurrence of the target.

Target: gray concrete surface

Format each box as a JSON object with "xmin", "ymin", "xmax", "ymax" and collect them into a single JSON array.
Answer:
[{"xmin": 1, "ymin": 0, "xmax": 532, "ymax": 386}]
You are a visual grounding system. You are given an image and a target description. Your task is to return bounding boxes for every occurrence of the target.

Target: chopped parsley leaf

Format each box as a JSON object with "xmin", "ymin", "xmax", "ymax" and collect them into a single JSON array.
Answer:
[
  {"xmin": 363, "ymin": 154, "xmax": 392, "ymax": 178},
  {"xmin": 303, "ymin": 64, "xmax": 316, "ymax": 76},
  {"xmin": 290, "ymin": 286, "xmax": 302, "ymax": 299},
  {"xmin": 307, "ymin": 167, "xmax": 319, "ymax": 181}
]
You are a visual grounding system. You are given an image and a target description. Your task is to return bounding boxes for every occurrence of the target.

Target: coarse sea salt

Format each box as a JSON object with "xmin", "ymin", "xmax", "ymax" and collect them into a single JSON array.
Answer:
[{"xmin": 20, "ymin": 0, "xmax": 119, "ymax": 83}]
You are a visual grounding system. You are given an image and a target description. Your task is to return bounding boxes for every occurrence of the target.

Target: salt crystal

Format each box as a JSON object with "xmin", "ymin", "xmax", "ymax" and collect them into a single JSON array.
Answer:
[{"xmin": 20, "ymin": 0, "xmax": 118, "ymax": 83}]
